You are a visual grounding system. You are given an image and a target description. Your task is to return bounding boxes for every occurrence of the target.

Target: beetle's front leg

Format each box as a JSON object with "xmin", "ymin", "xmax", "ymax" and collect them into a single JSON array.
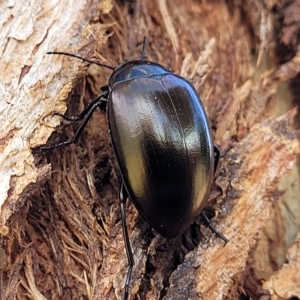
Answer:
[
  {"xmin": 119, "ymin": 182, "xmax": 134, "ymax": 300},
  {"xmin": 53, "ymin": 90, "xmax": 108, "ymax": 123},
  {"xmin": 41, "ymin": 92, "xmax": 107, "ymax": 150}
]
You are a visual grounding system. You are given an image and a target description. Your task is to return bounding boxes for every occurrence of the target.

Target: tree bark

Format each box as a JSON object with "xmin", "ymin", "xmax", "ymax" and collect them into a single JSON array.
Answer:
[{"xmin": 1, "ymin": 0, "xmax": 300, "ymax": 299}]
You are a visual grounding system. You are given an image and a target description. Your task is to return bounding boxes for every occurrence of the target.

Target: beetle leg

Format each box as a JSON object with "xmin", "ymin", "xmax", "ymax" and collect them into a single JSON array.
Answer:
[
  {"xmin": 220, "ymin": 145, "xmax": 233, "ymax": 157},
  {"xmin": 41, "ymin": 93, "xmax": 107, "ymax": 150},
  {"xmin": 119, "ymin": 182, "xmax": 134, "ymax": 300},
  {"xmin": 200, "ymin": 212, "xmax": 228, "ymax": 243},
  {"xmin": 52, "ymin": 91, "xmax": 108, "ymax": 123},
  {"xmin": 214, "ymin": 144, "xmax": 233, "ymax": 173},
  {"xmin": 213, "ymin": 145, "xmax": 220, "ymax": 174}
]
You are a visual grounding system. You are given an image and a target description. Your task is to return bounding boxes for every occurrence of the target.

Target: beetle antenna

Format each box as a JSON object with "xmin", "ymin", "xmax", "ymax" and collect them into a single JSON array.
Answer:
[
  {"xmin": 47, "ymin": 51, "xmax": 115, "ymax": 70},
  {"xmin": 139, "ymin": 37, "xmax": 147, "ymax": 60}
]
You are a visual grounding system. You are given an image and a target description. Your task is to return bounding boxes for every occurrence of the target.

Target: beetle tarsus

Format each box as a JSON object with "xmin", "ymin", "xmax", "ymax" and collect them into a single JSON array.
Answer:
[
  {"xmin": 120, "ymin": 182, "xmax": 134, "ymax": 300},
  {"xmin": 124, "ymin": 291, "xmax": 128, "ymax": 300},
  {"xmin": 41, "ymin": 139, "xmax": 74, "ymax": 150},
  {"xmin": 200, "ymin": 212, "xmax": 228, "ymax": 243},
  {"xmin": 52, "ymin": 111, "xmax": 79, "ymax": 122}
]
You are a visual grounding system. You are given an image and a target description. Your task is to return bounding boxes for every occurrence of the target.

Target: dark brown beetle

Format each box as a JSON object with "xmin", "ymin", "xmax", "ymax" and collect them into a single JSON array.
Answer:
[{"xmin": 42, "ymin": 38, "xmax": 227, "ymax": 300}]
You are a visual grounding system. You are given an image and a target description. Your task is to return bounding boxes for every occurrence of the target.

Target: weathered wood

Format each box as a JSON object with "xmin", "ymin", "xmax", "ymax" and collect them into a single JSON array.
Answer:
[{"xmin": 0, "ymin": 0, "xmax": 112, "ymax": 233}]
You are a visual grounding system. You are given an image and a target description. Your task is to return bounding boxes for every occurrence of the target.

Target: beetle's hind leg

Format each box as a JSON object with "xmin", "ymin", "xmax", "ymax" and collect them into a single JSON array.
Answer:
[
  {"xmin": 119, "ymin": 182, "xmax": 134, "ymax": 300},
  {"xmin": 200, "ymin": 212, "xmax": 228, "ymax": 243},
  {"xmin": 41, "ymin": 92, "xmax": 107, "ymax": 150}
]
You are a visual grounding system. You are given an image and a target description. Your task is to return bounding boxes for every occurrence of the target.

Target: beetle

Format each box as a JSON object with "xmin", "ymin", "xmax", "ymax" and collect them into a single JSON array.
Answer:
[{"xmin": 42, "ymin": 38, "xmax": 227, "ymax": 300}]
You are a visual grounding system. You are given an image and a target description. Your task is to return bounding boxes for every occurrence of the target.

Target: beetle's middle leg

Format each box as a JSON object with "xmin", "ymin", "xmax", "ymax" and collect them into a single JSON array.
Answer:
[{"xmin": 119, "ymin": 182, "xmax": 134, "ymax": 300}]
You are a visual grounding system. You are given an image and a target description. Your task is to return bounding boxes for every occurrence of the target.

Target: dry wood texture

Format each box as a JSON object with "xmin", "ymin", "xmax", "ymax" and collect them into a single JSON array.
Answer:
[{"xmin": 0, "ymin": 0, "xmax": 300, "ymax": 299}]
